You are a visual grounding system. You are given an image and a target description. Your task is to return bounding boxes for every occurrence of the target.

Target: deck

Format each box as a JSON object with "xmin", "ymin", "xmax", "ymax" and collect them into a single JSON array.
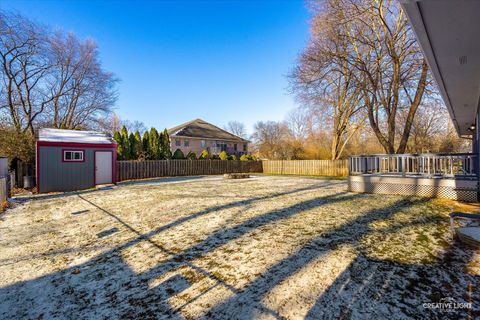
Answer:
[{"xmin": 348, "ymin": 154, "xmax": 479, "ymax": 202}]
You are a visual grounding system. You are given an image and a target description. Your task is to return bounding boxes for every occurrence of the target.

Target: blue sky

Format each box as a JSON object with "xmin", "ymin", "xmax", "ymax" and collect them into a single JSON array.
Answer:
[{"xmin": 1, "ymin": 0, "xmax": 310, "ymax": 134}]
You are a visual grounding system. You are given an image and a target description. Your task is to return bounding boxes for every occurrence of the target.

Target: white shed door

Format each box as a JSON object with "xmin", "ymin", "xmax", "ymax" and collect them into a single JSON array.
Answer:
[{"xmin": 95, "ymin": 151, "xmax": 112, "ymax": 185}]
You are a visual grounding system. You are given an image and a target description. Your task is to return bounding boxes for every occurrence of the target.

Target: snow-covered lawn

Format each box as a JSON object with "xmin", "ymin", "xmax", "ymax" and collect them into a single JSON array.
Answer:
[{"xmin": 0, "ymin": 175, "xmax": 479, "ymax": 319}]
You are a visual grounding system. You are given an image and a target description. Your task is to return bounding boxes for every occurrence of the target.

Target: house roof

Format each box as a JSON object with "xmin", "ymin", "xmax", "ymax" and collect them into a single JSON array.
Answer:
[
  {"xmin": 168, "ymin": 119, "xmax": 248, "ymax": 142},
  {"xmin": 38, "ymin": 128, "xmax": 115, "ymax": 144}
]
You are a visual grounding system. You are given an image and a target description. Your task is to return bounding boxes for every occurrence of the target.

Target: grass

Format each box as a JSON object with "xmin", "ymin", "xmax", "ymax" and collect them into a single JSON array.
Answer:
[
  {"xmin": 256, "ymin": 172, "xmax": 348, "ymax": 180},
  {"xmin": 0, "ymin": 175, "xmax": 478, "ymax": 319}
]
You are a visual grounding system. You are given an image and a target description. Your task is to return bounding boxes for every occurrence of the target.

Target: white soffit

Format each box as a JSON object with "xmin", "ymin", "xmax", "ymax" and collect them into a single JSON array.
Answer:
[{"xmin": 401, "ymin": 0, "xmax": 480, "ymax": 135}]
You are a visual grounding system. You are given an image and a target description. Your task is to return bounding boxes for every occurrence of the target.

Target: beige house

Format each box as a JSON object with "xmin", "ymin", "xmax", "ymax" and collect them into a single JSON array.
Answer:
[{"xmin": 168, "ymin": 119, "xmax": 249, "ymax": 156}]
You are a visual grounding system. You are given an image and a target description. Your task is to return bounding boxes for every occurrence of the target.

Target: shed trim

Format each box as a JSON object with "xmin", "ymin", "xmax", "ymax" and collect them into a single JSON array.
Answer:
[
  {"xmin": 36, "ymin": 141, "xmax": 40, "ymax": 193},
  {"xmin": 93, "ymin": 150, "xmax": 116, "ymax": 185},
  {"xmin": 37, "ymin": 141, "xmax": 117, "ymax": 148}
]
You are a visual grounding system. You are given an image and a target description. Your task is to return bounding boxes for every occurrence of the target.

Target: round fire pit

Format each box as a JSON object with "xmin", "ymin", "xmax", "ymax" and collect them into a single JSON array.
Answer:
[{"xmin": 223, "ymin": 173, "xmax": 250, "ymax": 179}]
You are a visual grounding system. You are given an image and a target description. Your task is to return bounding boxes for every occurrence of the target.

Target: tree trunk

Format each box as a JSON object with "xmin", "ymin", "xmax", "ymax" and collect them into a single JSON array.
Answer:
[{"xmin": 396, "ymin": 61, "xmax": 429, "ymax": 154}]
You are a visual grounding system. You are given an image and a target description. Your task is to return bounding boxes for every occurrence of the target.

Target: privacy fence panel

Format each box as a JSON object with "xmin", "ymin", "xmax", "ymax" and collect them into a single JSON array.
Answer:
[
  {"xmin": 9, "ymin": 171, "xmax": 15, "ymax": 190},
  {"xmin": 117, "ymin": 160, "xmax": 263, "ymax": 182},
  {"xmin": 262, "ymin": 160, "xmax": 348, "ymax": 177},
  {"xmin": 14, "ymin": 161, "xmax": 31, "ymax": 188},
  {"xmin": 0, "ymin": 177, "xmax": 7, "ymax": 202}
]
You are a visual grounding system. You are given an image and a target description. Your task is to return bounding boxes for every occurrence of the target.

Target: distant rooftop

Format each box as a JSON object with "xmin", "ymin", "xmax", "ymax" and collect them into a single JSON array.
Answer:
[
  {"xmin": 168, "ymin": 119, "xmax": 248, "ymax": 142},
  {"xmin": 38, "ymin": 128, "xmax": 115, "ymax": 144}
]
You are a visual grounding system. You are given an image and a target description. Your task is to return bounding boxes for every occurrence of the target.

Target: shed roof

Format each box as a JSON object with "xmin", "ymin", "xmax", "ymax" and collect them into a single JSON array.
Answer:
[
  {"xmin": 38, "ymin": 128, "xmax": 115, "ymax": 144},
  {"xmin": 168, "ymin": 119, "xmax": 248, "ymax": 142}
]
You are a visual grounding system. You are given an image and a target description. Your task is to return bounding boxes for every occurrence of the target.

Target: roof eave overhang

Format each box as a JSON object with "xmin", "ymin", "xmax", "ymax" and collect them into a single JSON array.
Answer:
[
  {"xmin": 400, "ymin": 0, "xmax": 461, "ymax": 135},
  {"xmin": 170, "ymin": 134, "xmax": 250, "ymax": 143},
  {"xmin": 37, "ymin": 141, "xmax": 117, "ymax": 148}
]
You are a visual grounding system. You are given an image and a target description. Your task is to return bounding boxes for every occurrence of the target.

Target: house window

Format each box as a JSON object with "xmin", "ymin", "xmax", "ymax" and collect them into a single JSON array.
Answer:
[
  {"xmin": 243, "ymin": 144, "xmax": 247, "ymax": 152},
  {"xmin": 175, "ymin": 139, "xmax": 181, "ymax": 146},
  {"xmin": 216, "ymin": 142, "xmax": 227, "ymax": 151},
  {"xmin": 201, "ymin": 140, "xmax": 206, "ymax": 148},
  {"xmin": 63, "ymin": 150, "xmax": 84, "ymax": 162},
  {"xmin": 184, "ymin": 139, "xmax": 189, "ymax": 147},
  {"xmin": 234, "ymin": 144, "xmax": 237, "ymax": 151}
]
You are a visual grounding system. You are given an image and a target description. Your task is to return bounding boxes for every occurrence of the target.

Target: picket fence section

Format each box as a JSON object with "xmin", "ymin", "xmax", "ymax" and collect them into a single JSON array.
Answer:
[
  {"xmin": 117, "ymin": 160, "xmax": 263, "ymax": 182},
  {"xmin": 262, "ymin": 160, "xmax": 348, "ymax": 177}
]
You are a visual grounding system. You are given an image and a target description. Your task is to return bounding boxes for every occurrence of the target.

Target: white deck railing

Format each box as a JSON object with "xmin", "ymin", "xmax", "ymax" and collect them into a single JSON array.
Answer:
[{"xmin": 349, "ymin": 153, "xmax": 477, "ymax": 177}]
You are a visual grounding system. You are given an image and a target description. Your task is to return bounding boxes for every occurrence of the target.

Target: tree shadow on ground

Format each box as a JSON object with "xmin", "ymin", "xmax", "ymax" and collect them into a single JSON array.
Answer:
[
  {"xmin": 12, "ymin": 175, "xmax": 211, "ymax": 203},
  {"xmin": 0, "ymin": 181, "xmax": 350, "ymax": 318},
  {"xmin": 0, "ymin": 182, "xmax": 477, "ymax": 319},
  {"xmin": 12, "ymin": 185, "xmax": 115, "ymax": 202},
  {"xmin": 117, "ymin": 175, "xmax": 208, "ymax": 187},
  {"xmin": 305, "ymin": 246, "xmax": 479, "ymax": 320},
  {"xmin": 0, "ymin": 180, "xmax": 343, "ymax": 269},
  {"xmin": 206, "ymin": 197, "xmax": 480, "ymax": 319}
]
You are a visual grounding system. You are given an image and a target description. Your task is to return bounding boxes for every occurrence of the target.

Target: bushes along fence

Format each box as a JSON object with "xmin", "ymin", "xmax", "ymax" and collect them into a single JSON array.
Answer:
[{"xmin": 117, "ymin": 159, "xmax": 263, "ymax": 181}]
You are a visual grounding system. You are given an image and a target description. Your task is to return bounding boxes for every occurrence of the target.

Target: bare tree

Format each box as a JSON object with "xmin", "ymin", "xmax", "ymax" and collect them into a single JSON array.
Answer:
[
  {"xmin": 224, "ymin": 120, "xmax": 247, "ymax": 139},
  {"xmin": 252, "ymin": 121, "xmax": 303, "ymax": 159},
  {"xmin": 95, "ymin": 114, "xmax": 146, "ymax": 136},
  {"xmin": 301, "ymin": 128, "xmax": 332, "ymax": 159},
  {"xmin": 95, "ymin": 112, "xmax": 122, "ymax": 135},
  {"xmin": 0, "ymin": 11, "xmax": 53, "ymax": 135},
  {"xmin": 397, "ymin": 101, "xmax": 471, "ymax": 154},
  {"xmin": 47, "ymin": 31, "xmax": 118, "ymax": 129},
  {"xmin": 322, "ymin": 0, "xmax": 431, "ymax": 154},
  {"xmin": 252, "ymin": 121, "xmax": 285, "ymax": 159},
  {"xmin": 291, "ymin": 3, "xmax": 366, "ymax": 160},
  {"xmin": 0, "ymin": 10, "xmax": 118, "ymax": 164},
  {"xmin": 0, "ymin": 10, "xmax": 118, "ymax": 135},
  {"xmin": 437, "ymin": 121, "xmax": 471, "ymax": 153},
  {"xmin": 285, "ymin": 107, "xmax": 310, "ymax": 140},
  {"xmin": 398, "ymin": 101, "xmax": 445, "ymax": 153},
  {"xmin": 122, "ymin": 119, "xmax": 146, "ymax": 135}
]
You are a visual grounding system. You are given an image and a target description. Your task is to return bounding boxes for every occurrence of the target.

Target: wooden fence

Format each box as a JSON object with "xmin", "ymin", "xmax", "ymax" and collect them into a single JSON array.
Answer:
[
  {"xmin": 13, "ymin": 161, "xmax": 31, "ymax": 188},
  {"xmin": 0, "ymin": 172, "xmax": 15, "ymax": 202},
  {"xmin": 117, "ymin": 160, "xmax": 263, "ymax": 182},
  {"xmin": 0, "ymin": 176, "xmax": 7, "ymax": 202},
  {"xmin": 9, "ymin": 171, "xmax": 15, "ymax": 190},
  {"xmin": 262, "ymin": 160, "xmax": 348, "ymax": 177}
]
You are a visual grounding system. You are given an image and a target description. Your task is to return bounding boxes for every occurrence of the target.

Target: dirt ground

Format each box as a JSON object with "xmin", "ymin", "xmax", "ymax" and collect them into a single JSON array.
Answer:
[{"xmin": 0, "ymin": 175, "xmax": 479, "ymax": 319}]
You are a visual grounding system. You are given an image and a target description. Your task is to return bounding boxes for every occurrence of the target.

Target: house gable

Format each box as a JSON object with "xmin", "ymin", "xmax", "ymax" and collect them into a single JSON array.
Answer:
[{"xmin": 168, "ymin": 119, "xmax": 248, "ymax": 142}]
